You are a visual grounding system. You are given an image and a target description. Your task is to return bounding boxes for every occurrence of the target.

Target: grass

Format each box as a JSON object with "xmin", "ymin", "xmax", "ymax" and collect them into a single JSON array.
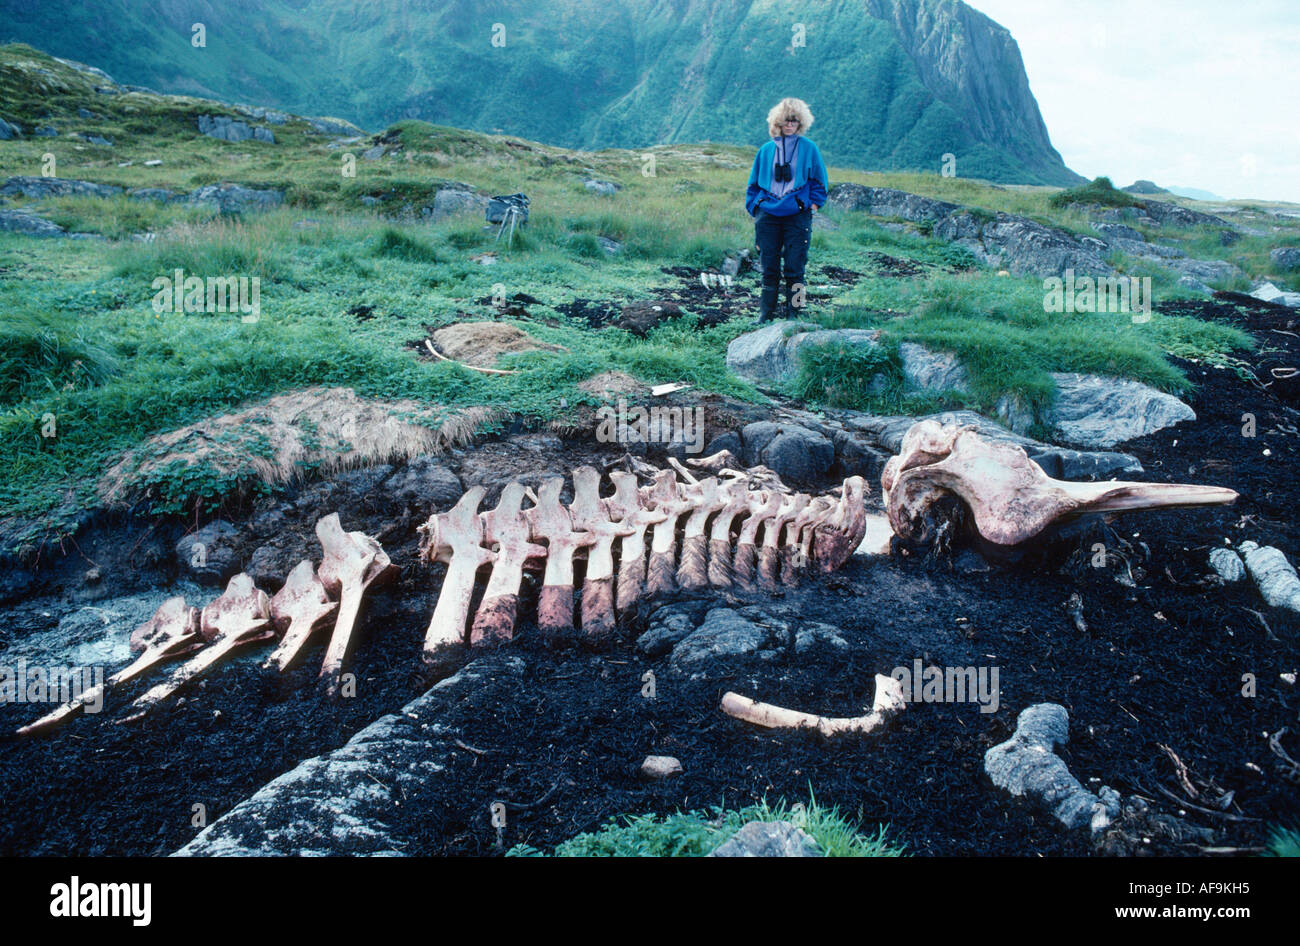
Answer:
[
  {"xmin": 1049, "ymin": 176, "xmax": 1141, "ymax": 210},
  {"xmin": 1265, "ymin": 825, "xmax": 1300, "ymax": 857},
  {"xmin": 505, "ymin": 793, "xmax": 904, "ymax": 857}
]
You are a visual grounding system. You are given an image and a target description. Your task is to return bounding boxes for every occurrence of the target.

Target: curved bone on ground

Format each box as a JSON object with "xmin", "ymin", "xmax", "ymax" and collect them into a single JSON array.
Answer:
[
  {"xmin": 886, "ymin": 425, "xmax": 1238, "ymax": 549},
  {"xmin": 608, "ymin": 471, "xmax": 666, "ymax": 612},
  {"xmin": 984, "ymin": 702, "xmax": 1120, "ymax": 832},
  {"xmin": 471, "ymin": 482, "xmax": 547, "ymax": 646},
  {"xmin": 760, "ymin": 494, "xmax": 809, "ymax": 591},
  {"xmin": 16, "ymin": 596, "xmax": 203, "ymax": 737},
  {"xmin": 316, "ymin": 513, "xmax": 399, "ymax": 694},
  {"xmin": 720, "ymin": 674, "xmax": 905, "ymax": 737},
  {"xmin": 642, "ymin": 471, "xmax": 694, "ymax": 598},
  {"xmin": 732, "ymin": 491, "xmax": 782, "ymax": 591},
  {"xmin": 813, "ymin": 476, "xmax": 870, "ymax": 570},
  {"xmin": 569, "ymin": 466, "xmax": 635, "ymax": 641},
  {"xmin": 122, "ymin": 573, "xmax": 274, "ymax": 721},
  {"xmin": 418, "ymin": 485, "xmax": 495, "ymax": 661},
  {"xmin": 527, "ymin": 476, "xmax": 594, "ymax": 636},
  {"xmin": 264, "ymin": 560, "xmax": 339, "ymax": 672},
  {"xmin": 677, "ymin": 477, "xmax": 725, "ymax": 590},
  {"xmin": 881, "ymin": 419, "xmax": 970, "ymax": 494},
  {"xmin": 1238, "ymin": 542, "xmax": 1300, "ymax": 612},
  {"xmin": 706, "ymin": 480, "xmax": 756, "ymax": 588}
]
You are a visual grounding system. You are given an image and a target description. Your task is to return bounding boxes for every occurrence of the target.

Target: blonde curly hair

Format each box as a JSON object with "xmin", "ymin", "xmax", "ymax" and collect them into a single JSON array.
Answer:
[{"xmin": 766, "ymin": 97, "xmax": 814, "ymax": 138}]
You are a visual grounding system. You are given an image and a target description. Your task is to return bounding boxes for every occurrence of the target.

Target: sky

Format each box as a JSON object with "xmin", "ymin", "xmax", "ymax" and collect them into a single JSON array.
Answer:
[{"xmin": 969, "ymin": 0, "xmax": 1300, "ymax": 203}]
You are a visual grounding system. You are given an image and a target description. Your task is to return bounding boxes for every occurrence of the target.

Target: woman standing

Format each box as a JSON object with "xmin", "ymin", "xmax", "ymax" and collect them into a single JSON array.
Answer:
[{"xmin": 745, "ymin": 97, "xmax": 829, "ymax": 322}]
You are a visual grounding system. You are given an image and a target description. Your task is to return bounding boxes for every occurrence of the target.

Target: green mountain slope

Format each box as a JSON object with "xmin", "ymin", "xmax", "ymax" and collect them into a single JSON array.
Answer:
[{"xmin": 0, "ymin": 0, "xmax": 1081, "ymax": 185}]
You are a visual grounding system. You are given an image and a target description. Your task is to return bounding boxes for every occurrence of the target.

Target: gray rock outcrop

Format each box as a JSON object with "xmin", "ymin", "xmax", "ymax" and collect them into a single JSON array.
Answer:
[{"xmin": 709, "ymin": 821, "xmax": 822, "ymax": 857}]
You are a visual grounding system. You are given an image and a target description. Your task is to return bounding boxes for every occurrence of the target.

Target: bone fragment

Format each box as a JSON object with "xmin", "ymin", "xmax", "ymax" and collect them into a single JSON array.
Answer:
[
  {"xmin": 720, "ymin": 674, "xmax": 906, "ymax": 737},
  {"xmin": 264, "ymin": 560, "xmax": 339, "ymax": 672},
  {"xmin": 419, "ymin": 486, "xmax": 496, "ymax": 661},
  {"xmin": 316, "ymin": 513, "xmax": 398, "ymax": 694},
  {"xmin": 471, "ymin": 482, "xmax": 546, "ymax": 646},
  {"xmin": 122, "ymin": 574, "xmax": 273, "ymax": 720}
]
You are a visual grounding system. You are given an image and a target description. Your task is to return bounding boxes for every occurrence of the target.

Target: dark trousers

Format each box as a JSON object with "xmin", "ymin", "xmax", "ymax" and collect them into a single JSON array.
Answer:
[{"xmin": 755, "ymin": 206, "xmax": 813, "ymax": 298}]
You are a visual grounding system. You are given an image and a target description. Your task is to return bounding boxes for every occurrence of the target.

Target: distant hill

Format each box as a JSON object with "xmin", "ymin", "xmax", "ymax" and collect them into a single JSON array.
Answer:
[
  {"xmin": 0, "ymin": 0, "xmax": 1084, "ymax": 186},
  {"xmin": 1123, "ymin": 180, "xmax": 1171, "ymax": 195},
  {"xmin": 1166, "ymin": 186, "xmax": 1225, "ymax": 202}
]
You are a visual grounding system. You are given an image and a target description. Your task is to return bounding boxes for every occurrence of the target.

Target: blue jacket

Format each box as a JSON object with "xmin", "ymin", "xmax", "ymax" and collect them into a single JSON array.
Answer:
[{"xmin": 745, "ymin": 135, "xmax": 829, "ymax": 217}]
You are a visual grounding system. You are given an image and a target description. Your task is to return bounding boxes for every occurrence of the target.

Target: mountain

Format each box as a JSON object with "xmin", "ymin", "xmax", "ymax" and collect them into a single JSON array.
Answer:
[
  {"xmin": 1166, "ymin": 186, "xmax": 1224, "ymax": 202},
  {"xmin": 0, "ymin": 0, "xmax": 1083, "ymax": 186}
]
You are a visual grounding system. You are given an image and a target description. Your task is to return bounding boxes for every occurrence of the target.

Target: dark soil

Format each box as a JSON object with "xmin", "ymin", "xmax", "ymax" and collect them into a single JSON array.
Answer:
[{"xmin": 0, "ymin": 297, "xmax": 1297, "ymax": 857}]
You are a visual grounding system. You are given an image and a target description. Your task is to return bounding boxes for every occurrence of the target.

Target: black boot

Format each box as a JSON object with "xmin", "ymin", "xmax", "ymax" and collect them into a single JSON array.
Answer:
[
  {"xmin": 784, "ymin": 279, "xmax": 805, "ymax": 320},
  {"xmin": 757, "ymin": 284, "xmax": 780, "ymax": 323}
]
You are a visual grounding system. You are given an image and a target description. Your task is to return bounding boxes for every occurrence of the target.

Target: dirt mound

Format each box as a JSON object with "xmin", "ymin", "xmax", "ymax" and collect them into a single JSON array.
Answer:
[
  {"xmin": 99, "ymin": 386, "xmax": 496, "ymax": 507},
  {"xmin": 577, "ymin": 371, "xmax": 646, "ymax": 398},
  {"xmin": 428, "ymin": 322, "xmax": 564, "ymax": 368}
]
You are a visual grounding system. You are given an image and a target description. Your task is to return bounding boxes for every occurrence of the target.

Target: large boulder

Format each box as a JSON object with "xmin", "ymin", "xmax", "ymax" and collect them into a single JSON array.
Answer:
[
  {"xmin": 710, "ymin": 821, "xmax": 822, "ymax": 857},
  {"xmin": 174, "ymin": 520, "xmax": 242, "ymax": 586},
  {"xmin": 385, "ymin": 456, "xmax": 463, "ymax": 510},
  {"xmin": 1048, "ymin": 373, "xmax": 1195, "ymax": 448},
  {"xmin": 740, "ymin": 421, "xmax": 835, "ymax": 481},
  {"xmin": 670, "ymin": 608, "xmax": 779, "ymax": 668},
  {"xmin": 0, "ymin": 118, "xmax": 22, "ymax": 140},
  {"xmin": 826, "ymin": 183, "xmax": 958, "ymax": 223},
  {"xmin": 0, "ymin": 209, "xmax": 66, "ymax": 237},
  {"xmin": 724, "ymin": 320, "xmax": 822, "ymax": 383},
  {"xmin": 430, "ymin": 186, "xmax": 490, "ymax": 220},
  {"xmin": 197, "ymin": 115, "xmax": 275, "ymax": 144},
  {"xmin": 0, "ymin": 176, "xmax": 123, "ymax": 199},
  {"xmin": 934, "ymin": 211, "xmax": 1114, "ymax": 278},
  {"xmin": 185, "ymin": 182, "xmax": 284, "ymax": 213},
  {"xmin": 1166, "ymin": 257, "xmax": 1240, "ymax": 286},
  {"xmin": 1270, "ymin": 247, "xmax": 1300, "ymax": 272},
  {"xmin": 898, "ymin": 342, "xmax": 970, "ymax": 393}
]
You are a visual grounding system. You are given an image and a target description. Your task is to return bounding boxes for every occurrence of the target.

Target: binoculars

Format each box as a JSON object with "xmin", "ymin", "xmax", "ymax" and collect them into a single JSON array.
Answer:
[{"xmin": 774, "ymin": 162, "xmax": 793, "ymax": 183}]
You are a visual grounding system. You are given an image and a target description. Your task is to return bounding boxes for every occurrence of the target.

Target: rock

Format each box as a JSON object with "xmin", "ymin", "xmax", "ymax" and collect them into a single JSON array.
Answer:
[
  {"xmin": 597, "ymin": 236, "xmax": 622, "ymax": 255},
  {"xmin": 1209, "ymin": 547, "xmax": 1246, "ymax": 583},
  {"xmin": 1048, "ymin": 373, "xmax": 1195, "ymax": 448},
  {"xmin": 1270, "ymin": 247, "xmax": 1300, "ymax": 272},
  {"xmin": 794, "ymin": 621, "xmax": 848, "ymax": 653},
  {"xmin": 934, "ymin": 211, "xmax": 1114, "ymax": 278},
  {"xmin": 306, "ymin": 116, "xmax": 363, "ymax": 137},
  {"xmin": 0, "ymin": 176, "xmax": 123, "ymax": 199},
  {"xmin": 724, "ymin": 320, "xmax": 821, "ymax": 383},
  {"xmin": 899, "ymin": 342, "xmax": 970, "ymax": 393},
  {"xmin": 175, "ymin": 521, "xmax": 241, "ymax": 585},
  {"xmin": 811, "ymin": 214, "xmax": 839, "ymax": 231},
  {"xmin": 77, "ymin": 134, "xmax": 114, "ymax": 146},
  {"xmin": 639, "ymin": 755, "xmax": 682, "ymax": 778},
  {"xmin": 360, "ymin": 145, "xmax": 386, "ymax": 160},
  {"xmin": 431, "ymin": 186, "xmax": 490, "ymax": 219},
  {"xmin": 174, "ymin": 657, "xmax": 526, "ymax": 855},
  {"xmin": 33, "ymin": 126, "xmax": 58, "ymax": 137},
  {"xmin": 0, "ymin": 210, "xmax": 66, "ymax": 237},
  {"xmin": 1136, "ymin": 198, "xmax": 1231, "ymax": 229},
  {"xmin": 0, "ymin": 118, "xmax": 21, "ymax": 139},
  {"xmin": 128, "ymin": 188, "xmax": 179, "ymax": 203},
  {"xmin": 985, "ymin": 703, "xmax": 1119, "ymax": 832},
  {"xmin": 235, "ymin": 106, "xmax": 288, "ymax": 125},
  {"xmin": 144, "ymin": 159, "xmax": 162, "ymax": 167},
  {"xmin": 583, "ymin": 179, "xmax": 620, "ymax": 196},
  {"xmin": 617, "ymin": 300, "xmax": 684, "ymax": 337},
  {"xmin": 740, "ymin": 421, "xmax": 835, "ymax": 481},
  {"xmin": 185, "ymin": 182, "xmax": 285, "ymax": 213},
  {"xmin": 826, "ymin": 184, "xmax": 958, "ymax": 223},
  {"xmin": 386, "ymin": 457, "xmax": 463, "ymax": 510},
  {"xmin": 637, "ymin": 605, "xmax": 700, "ymax": 656},
  {"xmin": 1178, "ymin": 276, "xmax": 1215, "ymax": 297},
  {"xmin": 1238, "ymin": 542, "xmax": 1300, "ymax": 612},
  {"xmin": 197, "ymin": 115, "xmax": 274, "ymax": 143},
  {"xmin": 709, "ymin": 821, "xmax": 822, "ymax": 857},
  {"xmin": 76, "ymin": 107, "xmax": 100, "ymax": 120},
  {"xmin": 1167, "ymin": 257, "xmax": 1240, "ymax": 286},
  {"xmin": 703, "ymin": 431, "xmax": 743, "ymax": 458},
  {"xmin": 670, "ymin": 608, "xmax": 775, "ymax": 667},
  {"xmin": 1092, "ymin": 221, "xmax": 1146, "ymax": 243},
  {"xmin": 1251, "ymin": 282, "xmax": 1300, "ymax": 308},
  {"xmin": 245, "ymin": 543, "xmax": 300, "ymax": 587}
]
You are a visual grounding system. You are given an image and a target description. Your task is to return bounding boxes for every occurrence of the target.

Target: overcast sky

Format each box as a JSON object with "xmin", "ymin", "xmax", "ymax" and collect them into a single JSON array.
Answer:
[{"xmin": 969, "ymin": 0, "xmax": 1300, "ymax": 203}]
